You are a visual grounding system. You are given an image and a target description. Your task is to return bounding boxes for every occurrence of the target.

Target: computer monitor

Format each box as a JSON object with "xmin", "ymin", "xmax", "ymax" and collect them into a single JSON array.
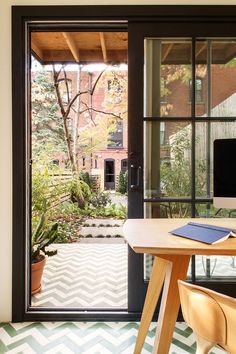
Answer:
[{"xmin": 213, "ymin": 138, "xmax": 236, "ymax": 209}]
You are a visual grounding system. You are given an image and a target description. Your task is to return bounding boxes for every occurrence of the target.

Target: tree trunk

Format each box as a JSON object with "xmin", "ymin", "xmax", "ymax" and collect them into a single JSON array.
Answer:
[{"xmin": 73, "ymin": 65, "xmax": 81, "ymax": 172}]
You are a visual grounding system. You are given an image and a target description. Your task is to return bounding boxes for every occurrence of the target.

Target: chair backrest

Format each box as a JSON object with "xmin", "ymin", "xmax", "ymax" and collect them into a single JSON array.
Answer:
[{"xmin": 178, "ymin": 280, "xmax": 236, "ymax": 354}]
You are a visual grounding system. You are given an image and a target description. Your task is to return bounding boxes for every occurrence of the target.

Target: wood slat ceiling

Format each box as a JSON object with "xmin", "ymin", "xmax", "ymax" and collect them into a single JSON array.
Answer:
[
  {"xmin": 31, "ymin": 32, "xmax": 236, "ymax": 65},
  {"xmin": 31, "ymin": 32, "xmax": 128, "ymax": 64},
  {"xmin": 160, "ymin": 42, "xmax": 236, "ymax": 64}
]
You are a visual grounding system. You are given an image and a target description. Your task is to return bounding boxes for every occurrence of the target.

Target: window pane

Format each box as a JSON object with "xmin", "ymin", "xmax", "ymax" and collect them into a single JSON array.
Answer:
[
  {"xmin": 195, "ymin": 121, "xmax": 236, "ymax": 198},
  {"xmin": 144, "ymin": 121, "xmax": 192, "ymax": 198},
  {"xmin": 195, "ymin": 203, "xmax": 236, "ymax": 218},
  {"xmin": 144, "ymin": 202, "xmax": 192, "ymax": 219},
  {"xmin": 144, "ymin": 38, "xmax": 192, "ymax": 117},
  {"xmin": 190, "ymin": 78, "xmax": 203, "ymax": 105},
  {"xmin": 196, "ymin": 39, "xmax": 236, "ymax": 117},
  {"xmin": 145, "ymin": 256, "xmax": 193, "ymax": 281},
  {"xmin": 108, "ymin": 120, "xmax": 123, "ymax": 148},
  {"xmin": 195, "ymin": 204, "xmax": 236, "ymax": 280},
  {"xmin": 195, "ymin": 256, "xmax": 236, "ymax": 280}
]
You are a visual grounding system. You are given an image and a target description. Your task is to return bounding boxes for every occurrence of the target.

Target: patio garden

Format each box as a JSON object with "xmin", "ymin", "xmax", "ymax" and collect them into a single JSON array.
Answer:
[{"xmin": 31, "ymin": 55, "xmax": 128, "ymax": 244}]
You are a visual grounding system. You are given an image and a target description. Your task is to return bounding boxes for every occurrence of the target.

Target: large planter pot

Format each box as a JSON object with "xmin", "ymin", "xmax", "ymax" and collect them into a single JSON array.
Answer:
[{"xmin": 31, "ymin": 256, "xmax": 46, "ymax": 295}]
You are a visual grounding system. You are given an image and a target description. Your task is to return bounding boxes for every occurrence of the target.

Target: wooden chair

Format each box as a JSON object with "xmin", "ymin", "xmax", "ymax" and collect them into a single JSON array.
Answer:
[{"xmin": 178, "ymin": 280, "xmax": 236, "ymax": 354}]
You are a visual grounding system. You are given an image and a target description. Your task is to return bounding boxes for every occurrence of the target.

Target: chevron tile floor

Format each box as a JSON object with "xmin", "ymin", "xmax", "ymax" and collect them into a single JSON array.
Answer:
[
  {"xmin": 32, "ymin": 243, "xmax": 236, "ymax": 309},
  {"xmin": 0, "ymin": 321, "xmax": 226, "ymax": 354},
  {"xmin": 32, "ymin": 243, "xmax": 128, "ymax": 308}
]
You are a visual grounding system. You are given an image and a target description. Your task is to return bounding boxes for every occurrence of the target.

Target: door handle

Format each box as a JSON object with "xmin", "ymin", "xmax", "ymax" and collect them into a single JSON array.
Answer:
[{"xmin": 130, "ymin": 164, "xmax": 142, "ymax": 190}]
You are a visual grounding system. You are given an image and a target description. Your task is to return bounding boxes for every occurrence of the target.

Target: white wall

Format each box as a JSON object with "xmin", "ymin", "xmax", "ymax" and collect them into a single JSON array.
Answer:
[{"xmin": 1, "ymin": 0, "xmax": 236, "ymax": 322}]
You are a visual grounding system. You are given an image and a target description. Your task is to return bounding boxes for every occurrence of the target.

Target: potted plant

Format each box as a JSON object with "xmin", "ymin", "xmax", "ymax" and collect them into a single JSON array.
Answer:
[{"xmin": 31, "ymin": 201, "xmax": 59, "ymax": 295}]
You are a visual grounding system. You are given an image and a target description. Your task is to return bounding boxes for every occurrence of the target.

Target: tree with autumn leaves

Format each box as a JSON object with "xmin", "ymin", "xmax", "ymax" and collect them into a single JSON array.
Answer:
[{"xmin": 31, "ymin": 60, "xmax": 127, "ymax": 207}]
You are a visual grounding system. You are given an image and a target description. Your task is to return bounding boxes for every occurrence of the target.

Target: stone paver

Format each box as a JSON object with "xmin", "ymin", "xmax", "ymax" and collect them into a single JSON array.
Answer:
[
  {"xmin": 83, "ymin": 218, "xmax": 124, "ymax": 226},
  {"xmin": 77, "ymin": 192, "xmax": 127, "ymax": 239},
  {"xmin": 109, "ymin": 193, "xmax": 127, "ymax": 207},
  {"xmin": 78, "ymin": 218, "xmax": 124, "ymax": 238},
  {"xmin": 79, "ymin": 226, "xmax": 123, "ymax": 237}
]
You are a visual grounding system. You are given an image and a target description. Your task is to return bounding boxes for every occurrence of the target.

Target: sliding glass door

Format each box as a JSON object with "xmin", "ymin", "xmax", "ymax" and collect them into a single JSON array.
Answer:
[{"xmin": 128, "ymin": 22, "xmax": 236, "ymax": 312}]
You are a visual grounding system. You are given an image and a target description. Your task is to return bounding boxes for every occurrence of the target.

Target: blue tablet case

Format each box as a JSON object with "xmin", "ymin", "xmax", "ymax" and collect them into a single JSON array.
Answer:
[{"xmin": 170, "ymin": 222, "xmax": 235, "ymax": 244}]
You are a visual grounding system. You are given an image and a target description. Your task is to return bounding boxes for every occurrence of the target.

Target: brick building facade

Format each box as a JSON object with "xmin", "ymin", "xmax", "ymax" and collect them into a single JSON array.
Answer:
[{"xmin": 67, "ymin": 68, "xmax": 128, "ymax": 190}]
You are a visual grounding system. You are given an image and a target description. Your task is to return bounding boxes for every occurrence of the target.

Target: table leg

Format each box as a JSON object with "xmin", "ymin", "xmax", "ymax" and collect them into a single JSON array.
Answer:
[
  {"xmin": 152, "ymin": 255, "xmax": 191, "ymax": 354},
  {"xmin": 134, "ymin": 256, "xmax": 170, "ymax": 354}
]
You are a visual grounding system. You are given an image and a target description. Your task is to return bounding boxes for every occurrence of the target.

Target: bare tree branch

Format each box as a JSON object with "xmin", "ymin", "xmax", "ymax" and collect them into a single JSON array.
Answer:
[
  {"xmin": 53, "ymin": 65, "xmax": 66, "ymax": 117},
  {"xmin": 53, "ymin": 64, "xmax": 64, "ymax": 82},
  {"xmin": 90, "ymin": 67, "xmax": 107, "ymax": 96},
  {"xmin": 62, "ymin": 67, "xmax": 70, "ymax": 104},
  {"xmin": 53, "ymin": 64, "xmax": 76, "ymax": 174},
  {"xmin": 79, "ymin": 102, "xmax": 124, "ymax": 121},
  {"xmin": 65, "ymin": 90, "xmax": 89, "ymax": 116}
]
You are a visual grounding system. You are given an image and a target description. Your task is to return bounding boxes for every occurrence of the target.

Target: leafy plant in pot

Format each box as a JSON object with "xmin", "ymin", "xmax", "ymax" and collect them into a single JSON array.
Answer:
[{"xmin": 31, "ymin": 201, "xmax": 59, "ymax": 295}]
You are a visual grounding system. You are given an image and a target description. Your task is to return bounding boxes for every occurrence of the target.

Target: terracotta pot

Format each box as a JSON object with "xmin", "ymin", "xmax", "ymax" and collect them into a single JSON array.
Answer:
[{"xmin": 31, "ymin": 256, "xmax": 46, "ymax": 295}]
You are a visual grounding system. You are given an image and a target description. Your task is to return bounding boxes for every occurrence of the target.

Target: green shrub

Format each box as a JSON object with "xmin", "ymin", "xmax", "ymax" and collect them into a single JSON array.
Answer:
[
  {"xmin": 79, "ymin": 171, "xmax": 91, "ymax": 188},
  {"xmin": 117, "ymin": 170, "xmax": 128, "ymax": 194},
  {"xmin": 56, "ymin": 220, "xmax": 81, "ymax": 243},
  {"xmin": 32, "ymin": 166, "xmax": 51, "ymax": 213},
  {"xmin": 50, "ymin": 200, "xmax": 81, "ymax": 219},
  {"xmin": 78, "ymin": 202, "xmax": 127, "ymax": 219},
  {"xmin": 48, "ymin": 201, "xmax": 83, "ymax": 243},
  {"xmin": 124, "ymin": 171, "xmax": 128, "ymax": 192},
  {"xmin": 104, "ymin": 203, "xmax": 127, "ymax": 219},
  {"xmin": 89, "ymin": 191, "xmax": 111, "ymax": 208},
  {"xmin": 69, "ymin": 177, "xmax": 91, "ymax": 209}
]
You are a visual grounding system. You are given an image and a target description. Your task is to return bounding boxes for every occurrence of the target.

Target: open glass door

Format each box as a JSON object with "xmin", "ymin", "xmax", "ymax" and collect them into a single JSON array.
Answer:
[
  {"xmin": 29, "ymin": 28, "xmax": 129, "ymax": 313},
  {"xmin": 128, "ymin": 22, "xmax": 236, "ymax": 313}
]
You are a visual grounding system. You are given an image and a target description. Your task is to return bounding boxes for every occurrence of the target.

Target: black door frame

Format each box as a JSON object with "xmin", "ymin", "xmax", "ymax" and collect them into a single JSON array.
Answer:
[{"xmin": 12, "ymin": 5, "xmax": 236, "ymax": 322}]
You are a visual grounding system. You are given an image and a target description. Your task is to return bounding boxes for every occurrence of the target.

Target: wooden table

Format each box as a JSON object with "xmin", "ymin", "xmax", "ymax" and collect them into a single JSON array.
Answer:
[{"xmin": 123, "ymin": 218, "xmax": 236, "ymax": 354}]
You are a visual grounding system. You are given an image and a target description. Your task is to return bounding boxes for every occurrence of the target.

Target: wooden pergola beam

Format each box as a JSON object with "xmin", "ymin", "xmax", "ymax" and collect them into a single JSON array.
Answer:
[
  {"xmin": 62, "ymin": 32, "xmax": 80, "ymax": 62},
  {"xmin": 31, "ymin": 41, "xmax": 43, "ymax": 59},
  {"xmin": 162, "ymin": 43, "xmax": 174, "ymax": 62},
  {"xmin": 196, "ymin": 42, "xmax": 207, "ymax": 58},
  {"xmin": 41, "ymin": 49, "xmax": 127, "ymax": 64},
  {"xmin": 99, "ymin": 32, "xmax": 107, "ymax": 63}
]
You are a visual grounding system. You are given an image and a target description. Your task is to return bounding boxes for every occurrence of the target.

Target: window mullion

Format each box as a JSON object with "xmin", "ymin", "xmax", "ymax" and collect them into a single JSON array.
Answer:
[
  {"xmin": 191, "ymin": 37, "xmax": 196, "ymax": 218},
  {"xmin": 191, "ymin": 37, "xmax": 196, "ymax": 283},
  {"xmin": 206, "ymin": 40, "xmax": 212, "ymax": 204}
]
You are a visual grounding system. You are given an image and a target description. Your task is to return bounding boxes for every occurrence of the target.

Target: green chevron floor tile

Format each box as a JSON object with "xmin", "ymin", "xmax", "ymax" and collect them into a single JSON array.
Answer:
[
  {"xmin": 0, "ymin": 341, "xmax": 8, "ymax": 354},
  {"xmin": 7, "ymin": 336, "xmax": 44, "ymax": 353},
  {"xmin": 0, "ymin": 321, "xmax": 226, "ymax": 353},
  {"xmin": 174, "ymin": 326, "xmax": 193, "ymax": 338},
  {"xmin": 172, "ymin": 338, "xmax": 196, "ymax": 353},
  {"xmin": 4, "ymin": 322, "xmax": 39, "ymax": 337}
]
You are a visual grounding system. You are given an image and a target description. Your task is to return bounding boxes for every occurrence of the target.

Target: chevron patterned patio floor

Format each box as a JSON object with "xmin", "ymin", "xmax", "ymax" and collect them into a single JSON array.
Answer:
[
  {"xmin": 32, "ymin": 243, "xmax": 128, "ymax": 308},
  {"xmin": 0, "ymin": 321, "xmax": 225, "ymax": 354},
  {"xmin": 32, "ymin": 242, "xmax": 236, "ymax": 309}
]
